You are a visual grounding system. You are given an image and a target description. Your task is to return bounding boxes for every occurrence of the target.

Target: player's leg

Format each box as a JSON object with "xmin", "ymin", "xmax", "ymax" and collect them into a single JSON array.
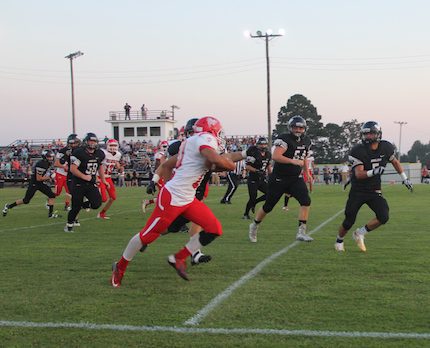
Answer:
[
  {"xmin": 98, "ymin": 178, "xmax": 116, "ymax": 219},
  {"xmin": 254, "ymin": 177, "xmax": 268, "ymax": 206},
  {"xmin": 3, "ymin": 183, "xmax": 38, "ymax": 216},
  {"xmin": 243, "ymin": 180, "xmax": 258, "ymax": 219},
  {"xmin": 288, "ymin": 178, "xmax": 312, "ymax": 242},
  {"xmin": 38, "ymin": 183, "xmax": 58, "ymax": 218},
  {"xmin": 248, "ymin": 176, "xmax": 285, "ymax": 242},
  {"xmin": 66, "ymin": 183, "xmax": 84, "ymax": 232},
  {"xmin": 112, "ymin": 187, "xmax": 184, "ymax": 287}
]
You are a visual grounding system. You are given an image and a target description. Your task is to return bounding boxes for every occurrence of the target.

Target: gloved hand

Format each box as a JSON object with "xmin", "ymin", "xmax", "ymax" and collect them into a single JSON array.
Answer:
[
  {"xmin": 372, "ymin": 166, "xmax": 385, "ymax": 176},
  {"xmin": 246, "ymin": 156, "xmax": 256, "ymax": 164},
  {"xmin": 146, "ymin": 181, "xmax": 156, "ymax": 195},
  {"xmin": 403, "ymin": 178, "xmax": 413, "ymax": 192}
]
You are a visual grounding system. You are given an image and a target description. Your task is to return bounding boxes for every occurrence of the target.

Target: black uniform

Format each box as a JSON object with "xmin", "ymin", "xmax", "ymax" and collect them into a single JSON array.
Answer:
[
  {"xmin": 262, "ymin": 133, "xmax": 312, "ymax": 213},
  {"xmin": 67, "ymin": 147, "xmax": 105, "ymax": 224},
  {"xmin": 341, "ymin": 140, "xmax": 395, "ymax": 230},
  {"xmin": 244, "ymin": 146, "xmax": 271, "ymax": 216},
  {"xmin": 22, "ymin": 159, "xmax": 56, "ymax": 204},
  {"xmin": 221, "ymin": 159, "xmax": 245, "ymax": 204},
  {"xmin": 166, "ymin": 140, "xmax": 212, "ymax": 233}
]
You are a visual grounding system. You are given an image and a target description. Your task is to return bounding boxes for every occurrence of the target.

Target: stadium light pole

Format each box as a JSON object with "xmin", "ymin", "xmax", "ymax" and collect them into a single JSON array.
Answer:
[
  {"xmin": 394, "ymin": 121, "xmax": 407, "ymax": 158},
  {"xmin": 65, "ymin": 51, "xmax": 84, "ymax": 134},
  {"xmin": 244, "ymin": 29, "xmax": 284, "ymax": 147},
  {"xmin": 170, "ymin": 104, "xmax": 180, "ymax": 120}
]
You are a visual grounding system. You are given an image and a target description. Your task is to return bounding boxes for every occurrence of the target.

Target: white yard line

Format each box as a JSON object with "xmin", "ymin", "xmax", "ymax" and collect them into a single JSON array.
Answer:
[
  {"xmin": 184, "ymin": 209, "xmax": 345, "ymax": 326},
  {"xmin": 0, "ymin": 320, "xmax": 429, "ymax": 340}
]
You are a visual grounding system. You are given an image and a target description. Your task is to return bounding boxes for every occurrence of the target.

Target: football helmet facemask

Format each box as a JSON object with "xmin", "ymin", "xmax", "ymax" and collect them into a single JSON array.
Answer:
[
  {"xmin": 361, "ymin": 121, "xmax": 382, "ymax": 144},
  {"xmin": 83, "ymin": 132, "xmax": 99, "ymax": 150},
  {"xmin": 288, "ymin": 116, "xmax": 307, "ymax": 139},
  {"xmin": 193, "ymin": 116, "xmax": 226, "ymax": 152},
  {"xmin": 106, "ymin": 139, "xmax": 119, "ymax": 154}
]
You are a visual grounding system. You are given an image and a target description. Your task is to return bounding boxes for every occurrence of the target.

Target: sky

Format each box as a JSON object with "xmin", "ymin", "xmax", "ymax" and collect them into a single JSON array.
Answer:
[{"xmin": 1, "ymin": 0, "xmax": 429, "ymax": 154}]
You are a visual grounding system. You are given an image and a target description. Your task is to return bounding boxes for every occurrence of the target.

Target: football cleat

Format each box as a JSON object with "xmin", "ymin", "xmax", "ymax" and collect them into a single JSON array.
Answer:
[
  {"xmin": 111, "ymin": 262, "xmax": 124, "ymax": 288},
  {"xmin": 179, "ymin": 224, "xmax": 189, "ymax": 233},
  {"xmin": 73, "ymin": 219, "xmax": 80, "ymax": 227},
  {"xmin": 64, "ymin": 223, "xmax": 74, "ymax": 233},
  {"xmin": 249, "ymin": 222, "xmax": 259, "ymax": 243},
  {"xmin": 191, "ymin": 250, "xmax": 212, "ymax": 266},
  {"xmin": 97, "ymin": 211, "xmax": 110, "ymax": 220},
  {"xmin": 282, "ymin": 206, "xmax": 289, "ymax": 212},
  {"xmin": 353, "ymin": 230, "xmax": 367, "ymax": 252},
  {"xmin": 335, "ymin": 242, "xmax": 345, "ymax": 252},
  {"xmin": 296, "ymin": 225, "xmax": 313, "ymax": 242},
  {"xmin": 242, "ymin": 214, "xmax": 251, "ymax": 220},
  {"xmin": 2, "ymin": 204, "xmax": 9, "ymax": 217},
  {"xmin": 141, "ymin": 199, "xmax": 154, "ymax": 213},
  {"xmin": 49, "ymin": 211, "xmax": 60, "ymax": 218},
  {"xmin": 167, "ymin": 255, "xmax": 189, "ymax": 281}
]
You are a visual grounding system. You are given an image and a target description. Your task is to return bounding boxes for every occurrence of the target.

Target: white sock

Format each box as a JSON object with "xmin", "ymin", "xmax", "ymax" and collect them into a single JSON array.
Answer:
[
  {"xmin": 123, "ymin": 233, "xmax": 143, "ymax": 261},
  {"xmin": 358, "ymin": 226, "xmax": 367, "ymax": 235},
  {"xmin": 185, "ymin": 233, "xmax": 203, "ymax": 255}
]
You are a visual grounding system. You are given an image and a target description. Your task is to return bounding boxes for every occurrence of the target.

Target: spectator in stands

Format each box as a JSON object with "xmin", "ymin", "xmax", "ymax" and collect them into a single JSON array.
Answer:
[
  {"xmin": 124, "ymin": 103, "xmax": 131, "ymax": 120},
  {"xmin": 117, "ymin": 171, "xmax": 125, "ymax": 187},
  {"xmin": 323, "ymin": 166, "xmax": 331, "ymax": 185},
  {"xmin": 340, "ymin": 162, "xmax": 350, "ymax": 184},
  {"xmin": 131, "ymin": 171, "xmax": 138, "ymax": 186},
  {"xmin": 141, "ymin": 104, "xmax": 148, "ymax": 119},
  {"xmin": 421, "ymin": 165, "xmax": 429, "ymax": 183}
]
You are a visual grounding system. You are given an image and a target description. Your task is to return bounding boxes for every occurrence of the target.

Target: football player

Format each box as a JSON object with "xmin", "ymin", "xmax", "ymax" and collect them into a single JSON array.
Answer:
[
  {"xmin": 97, "ymin": 139, "xmax": 123, "ymax": 220},
  {"xmin": 54, "ymin": 134, "xmax": 81, "ymax": 211},
  {"xmin": 334, "ymin": 121, "xmax": 413, "ymax": 252},
  {"xmin": 242, "ymin": 137, "xmax": 272, "ymax": 219},
  {"xmin": 111, "ymin": 116, "xmax": 236, "ymax": 286},
  {"xmin": 64, "ymin": 133, "xmax": 107, "ymax": 232},
  {"xmin": 3, "ymin": 150, "xmax": 59, "ymax": 218},
  {"xmin": 248, "ymin": 115, "xmax": 313, "ymax": 243}
]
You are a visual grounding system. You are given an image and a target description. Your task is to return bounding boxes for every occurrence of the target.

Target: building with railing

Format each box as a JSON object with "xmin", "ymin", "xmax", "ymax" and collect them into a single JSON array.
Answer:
[{"xmin": 106, "ymin": 109, "xmax": 176, "ymax": 144}]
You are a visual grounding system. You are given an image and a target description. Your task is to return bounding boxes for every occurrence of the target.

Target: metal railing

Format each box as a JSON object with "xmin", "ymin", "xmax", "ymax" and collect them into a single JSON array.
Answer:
[{"xmin": 108, "ymin": 110, "xmax": 174, "ymax": 121}]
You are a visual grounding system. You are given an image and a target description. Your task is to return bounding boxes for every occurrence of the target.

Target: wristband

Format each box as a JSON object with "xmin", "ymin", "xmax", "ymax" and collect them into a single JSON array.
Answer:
[
  {"xmin": 152, "ymin": 173, "xmax": 160, "ymax": 183},
  {"xmin": 400, "ymin": 172, "xmax": 407, "ymax": 181},
  {"xmin": 366, "ymin": 170, "xmax": 374, "ymax": 178},
  {"xmin": 241, "ymin": 150, "xmax": 247, "ymax": 159}
]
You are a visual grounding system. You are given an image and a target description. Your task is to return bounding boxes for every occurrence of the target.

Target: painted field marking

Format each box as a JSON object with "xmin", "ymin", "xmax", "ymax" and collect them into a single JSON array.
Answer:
[
  {"xmin": 184, "ymin": 209, "xmax": 344, "ymax": 326},
  {"xmin": 0, "ymin": 320, "xmax": 429, "ymax": 340}
]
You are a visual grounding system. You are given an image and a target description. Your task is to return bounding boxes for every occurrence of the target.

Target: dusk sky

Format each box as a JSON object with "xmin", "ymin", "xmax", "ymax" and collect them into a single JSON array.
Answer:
[{"xmin": 1, "ymin": 0, "xmax": 429, "ymax": 154}]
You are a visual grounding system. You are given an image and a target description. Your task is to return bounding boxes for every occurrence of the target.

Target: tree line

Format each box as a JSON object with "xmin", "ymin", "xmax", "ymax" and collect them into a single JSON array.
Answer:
[{"xmin": 274, "ymin": 94, "xmax": 430, "ymax": 167}]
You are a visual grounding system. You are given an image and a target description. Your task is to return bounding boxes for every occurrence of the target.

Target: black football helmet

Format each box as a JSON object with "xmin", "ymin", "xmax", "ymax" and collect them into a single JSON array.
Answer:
[
  {"xmin": 41, "ymin": 150, "xmax": 55, "ymax": 163},
  {"xmin": 67, "ymin": 133, "xmax": 81, "ymax": 148},
  {"xmin": 184, "ymin": 118, "xmax": 199, "ymax": 138},
  {"xmin": 288, "ymin": 116, "xmax": 307, "ymax": 139},
  {"xmin": 83, "ymin": 132, "xmax": 99, "ymax": 150},
  {"xmin": 256, "ymin": 137, "xmax": 268, "ymax": 149},
  {"xmin": 361, "ymin": 121, "xmax": 382, "ymax": 144}
]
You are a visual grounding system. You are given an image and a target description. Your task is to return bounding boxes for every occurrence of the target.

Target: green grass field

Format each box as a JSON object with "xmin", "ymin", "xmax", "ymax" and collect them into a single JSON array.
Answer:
[{"xmin": 0, "ymin": 184, "xmax": 429, "ymax": 347}]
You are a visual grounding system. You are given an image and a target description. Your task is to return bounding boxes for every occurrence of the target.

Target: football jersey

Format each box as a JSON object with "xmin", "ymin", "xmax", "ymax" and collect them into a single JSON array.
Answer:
[
  {"xmin": 272, "ymin": 133, "xmax": 312, "ymax": 177},
  {"xmin": 31, "ymin": 159, "xmax": 51, "ymax": 184},
  {"xmin": 246, "ymin": 146, "xmax": 271, "ymax": 179},
  {"xmin": 165, "ymin": 132, "xmax": 218, "ymax": 206},
  {"xmin": 349, "ymin": 140, "xmax": 395, "ymax": 192},
  {"xmin": 70, "ymin": 147, "xmax": 106, "ymax": 184},
  {"xmin": 101, "ymin": 149, "xmax": 122, "ymax": 178},
  {"xmin": 55, "ymin": 146, "xmax": 72, "ymax": 176}
]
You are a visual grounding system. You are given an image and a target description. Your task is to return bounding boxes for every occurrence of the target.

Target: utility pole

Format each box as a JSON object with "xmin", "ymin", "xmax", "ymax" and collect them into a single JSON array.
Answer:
[
  {"xmin": 394, "ymin": 121, "xmax": 407, "ymax": 158},
  {"xmin": 65, "ymin": 51, "xmax": 84, "ymax": 134},
  {"xmin": 245, "ymin": 29, "xmax": 284, "ymax": 147},
  {"xmin": 170, "ymin": 105, "xmax": 180, "ymax": 120}
]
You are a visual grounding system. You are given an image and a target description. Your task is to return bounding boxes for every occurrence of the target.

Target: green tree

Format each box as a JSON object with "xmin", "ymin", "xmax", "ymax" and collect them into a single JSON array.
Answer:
[
  {"xmin": 405, "ymin": 140, "xmax": 430, "ymax": 166},
  {"xmin": 274, "ymin": 94, "xmax": 324, "ymax": 138}
]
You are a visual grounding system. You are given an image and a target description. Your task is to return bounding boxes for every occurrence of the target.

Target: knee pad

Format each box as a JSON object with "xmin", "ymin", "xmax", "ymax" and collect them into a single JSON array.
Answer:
[
  {"xmin": 378, "ymin": 213, "xmax": 389, "ymax": 225},
  {"xmin": 22, "ymin": 198, "xmax": 30, "ymax": 204},
  {"xmin": 298, "ymin": 195, "xmax": 311, "ymax": 207},
  {"xmin": 139, "ymin": 244, "xmax": 147, "ymax": 252},
  {"xmin": 198, "ymin": 231, "xmax": 218, "ymax": 246},
  {"xmin": 342, "ymin": 219, "xmax": 354, "ymax": 231},
  {"xmin": 262, "ymin": 202, "xmax": 274, "ymax": 214},
  {"xmin": 91, "ymin": 202, "xmax": 102, "ymax": 210}
]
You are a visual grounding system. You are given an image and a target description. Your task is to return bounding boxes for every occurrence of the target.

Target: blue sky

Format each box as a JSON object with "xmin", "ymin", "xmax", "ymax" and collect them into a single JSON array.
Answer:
[{"xmin": 1, "ymin": 0, "xmax": 429, "ymax": 154}]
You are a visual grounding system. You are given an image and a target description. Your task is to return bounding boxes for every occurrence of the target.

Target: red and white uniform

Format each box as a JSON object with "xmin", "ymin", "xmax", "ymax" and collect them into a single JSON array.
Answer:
[
  {"xmin": 54, "ymin": 148, "xmax": 70, "ymax": 195},
  {"xmin": 139, "ymin": 132, "xmax": 222, "ymax": 245},
  {"xmin": 99, "ymin": 148, "xmax": 122, "ymax": 202},
  {"xmin": 303, "ymin": 155, "xmax": 314, "ymax": 183}
]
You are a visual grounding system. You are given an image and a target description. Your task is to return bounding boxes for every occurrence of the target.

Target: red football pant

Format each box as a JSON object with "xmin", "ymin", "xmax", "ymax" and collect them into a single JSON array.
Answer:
[
  {"xmin": 55, "ymin": 173, "xmax": 70, "ymax": 196},
  {"xmin": 139, "ymin": 187, "xmax": 222, "ymax": 245},
  {"xmin": 99, "ymin": 177, "xmax": 116, "ymax": 202}
]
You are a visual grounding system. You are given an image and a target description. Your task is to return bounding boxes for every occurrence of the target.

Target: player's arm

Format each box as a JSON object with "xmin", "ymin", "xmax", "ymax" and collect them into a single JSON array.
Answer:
[
  {"xmin": 245, "ymin": 164, "xmax": 259, "ymax": 173},
  {"xmin": 70, "ymin": 163, "xmax": 92, "ymax": 182},
  {"xmin": 272, "ymin": 146, "xmax": 303, "ymax": 166},
  {"xmin": 35, "ymin": 167, "xmax": 51, "ymax": 182},
  {"xmin": 146, "ymin": 155, "xmax": 178, "ymax": 194},
  {"xmin": 54, "ymin": 154, "xmax": 68, "ymax": 172},
  {"xmin": 391, "ymin": 157, "xmax": 413, "ymax": 192},
  {"xmin": 201, "ymin": 147, "xmax": 235, "ymax": 172}
]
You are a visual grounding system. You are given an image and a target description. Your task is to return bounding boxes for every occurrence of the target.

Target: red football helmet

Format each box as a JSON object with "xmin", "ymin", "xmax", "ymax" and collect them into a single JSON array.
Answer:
[
  {"xmin": 193, "ymin": 116, "xmax": 225, "ymax": 152},
  {"xmin": 107, "ymin": 139, "xmax": 119, "ymax": 154},
  {"xmin": 159, "ymin": 140, "xmax": 169, "ymax": 150}
]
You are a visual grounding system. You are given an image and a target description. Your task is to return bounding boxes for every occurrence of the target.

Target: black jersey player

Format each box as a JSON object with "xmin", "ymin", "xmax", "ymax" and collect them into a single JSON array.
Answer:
[
  {"xmin": 334, "ymin": 121, "xmax": 413, "ymax": 252},
  {"xmin": 3, "ymin": 150, "xmax": 59, "ymax": 218},
  {"xmin": 248, "ymin": 116, "xmax": 313, "ymax": 243}
]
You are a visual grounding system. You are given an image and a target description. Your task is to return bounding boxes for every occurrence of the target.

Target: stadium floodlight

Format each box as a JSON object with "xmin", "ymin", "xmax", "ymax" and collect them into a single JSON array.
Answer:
[
  {"xmin": 65, "ymin": 51, "xmax": 84, "ymax": 134},
  {"xmin": 243, "ymin": 30, "xmax": 251, "ymax": 38},
  {"xmin": 394, "ymin": 121, "xmax": 407, "ymax": 157},
  {"xmin": 245, "ymin": 30, "xmax": 284, "ymax": 147}
]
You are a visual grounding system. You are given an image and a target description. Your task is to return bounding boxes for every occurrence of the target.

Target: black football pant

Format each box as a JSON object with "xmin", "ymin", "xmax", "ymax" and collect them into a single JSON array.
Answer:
[
  {"xmin": 22, "ymin": 182, "xmax": 56, "ymax": 204},
  {"xmin": 67, "ymin": 181, "xmax": 102, "ymax": 224},
  {"xmin": 244, "ymin": 175, "xmax": 267, "ymax": 216},
  {"xmin": 221, "ymin": 172, "xmax": 240, "ymax": 203}
]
